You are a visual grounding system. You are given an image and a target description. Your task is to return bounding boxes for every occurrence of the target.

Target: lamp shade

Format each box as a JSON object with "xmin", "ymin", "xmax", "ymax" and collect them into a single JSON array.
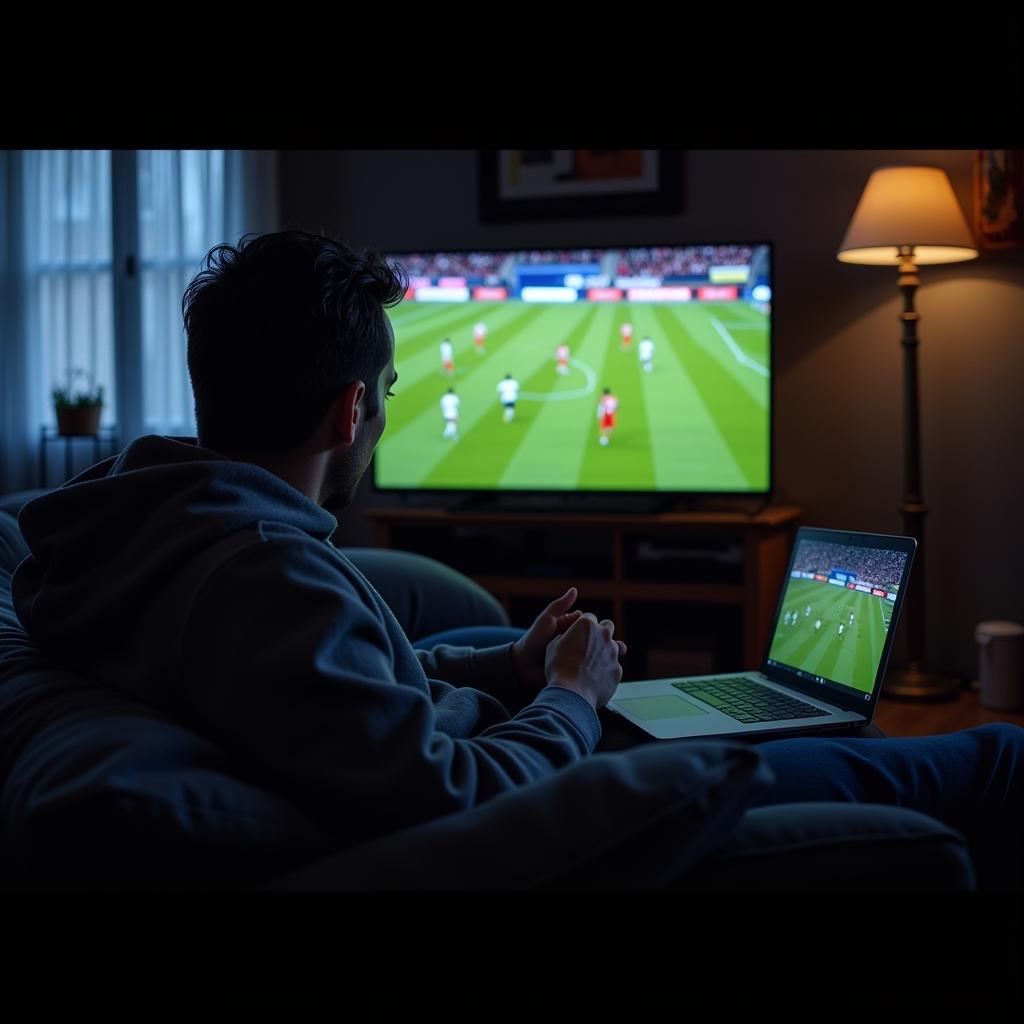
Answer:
[{"xmin": 837, "ymin": 166, "xmax": 978, "ymax": 265}]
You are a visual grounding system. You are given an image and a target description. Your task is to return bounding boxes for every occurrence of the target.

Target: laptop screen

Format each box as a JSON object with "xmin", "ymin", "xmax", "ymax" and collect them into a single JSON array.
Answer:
[{"xmin": 765, "ymin": 530, "xmax": 912, "ymax": 700}]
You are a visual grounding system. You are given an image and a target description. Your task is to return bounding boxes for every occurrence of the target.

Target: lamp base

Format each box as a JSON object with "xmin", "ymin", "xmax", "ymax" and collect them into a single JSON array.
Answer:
[{"xmin": 883, "ymin": 667, "xmax": 961, "ymax": 701}]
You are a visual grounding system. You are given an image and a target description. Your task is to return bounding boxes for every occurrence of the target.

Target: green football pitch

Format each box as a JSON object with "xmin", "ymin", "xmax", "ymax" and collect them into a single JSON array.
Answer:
[
  {"xmin": 374, "ymin": 299, "xmax": 770, "ymax": 492},
  {"xmin": 768, "ymin": 578, "xmax": 894, "ymax": 694}
]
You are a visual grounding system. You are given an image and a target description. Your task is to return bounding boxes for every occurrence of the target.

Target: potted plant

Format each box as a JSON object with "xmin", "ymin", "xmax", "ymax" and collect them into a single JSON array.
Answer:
[{"xmin": 52, "ymin": 369, "xmax": 105, "ymax": 437}]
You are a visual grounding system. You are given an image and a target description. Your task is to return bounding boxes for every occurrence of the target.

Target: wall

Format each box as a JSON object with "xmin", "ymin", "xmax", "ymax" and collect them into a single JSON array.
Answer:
[{"xmin": 279, "ymin": 149, "xmax": 1024, "ymax": 680}]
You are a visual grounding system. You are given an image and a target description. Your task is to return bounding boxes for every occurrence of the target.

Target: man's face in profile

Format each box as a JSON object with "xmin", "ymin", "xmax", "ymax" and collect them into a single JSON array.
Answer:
[{"xmin": 321, "ymin": 318, "xmax": 396, "ymax": 513}]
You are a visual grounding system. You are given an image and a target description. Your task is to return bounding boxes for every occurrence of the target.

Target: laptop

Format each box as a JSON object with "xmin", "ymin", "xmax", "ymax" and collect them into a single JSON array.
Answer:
[{"xmin": 607, "ymin": 527, "xmax": 916, "ymax": 740}]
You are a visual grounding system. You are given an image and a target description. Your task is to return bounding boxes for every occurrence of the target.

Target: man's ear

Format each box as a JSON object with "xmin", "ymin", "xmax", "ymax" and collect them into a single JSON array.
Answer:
[{"xmin": 330, "ymin": 380, "xmax": 366, "ymax": 447}]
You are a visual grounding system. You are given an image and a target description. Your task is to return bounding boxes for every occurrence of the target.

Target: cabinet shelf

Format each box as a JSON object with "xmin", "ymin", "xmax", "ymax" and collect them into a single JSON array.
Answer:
[
  {"xmin": 473, "ymin": 576, "xmax": 744, "ymax": 604},
  {"xmin": 367, "ymin": 505, "xmax": 801, "ymax": 674}
]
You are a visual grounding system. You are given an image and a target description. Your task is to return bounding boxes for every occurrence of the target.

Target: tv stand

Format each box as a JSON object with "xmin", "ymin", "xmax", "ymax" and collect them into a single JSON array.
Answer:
[
  {"xmin": 455, "ymin": 493, "xmax": 674, "ymax": 515},
  {"xmin": 367, "ymin": 505, "xmax": 802, "ymax": 673}
]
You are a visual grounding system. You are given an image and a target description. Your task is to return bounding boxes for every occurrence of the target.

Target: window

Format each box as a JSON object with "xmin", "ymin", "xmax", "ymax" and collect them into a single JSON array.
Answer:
[
  {"xmin": 138, "ymin": 150, "xmax": 228, "ymax": 433},
  {"xmin": 24, "ymin": 150, "xmax": 116, "ymax": 427},
  {"xmin": 24, "ymin": 149, "xmax": 234, "ymax": 438},
  {"xmin": 4, "ymin": 149, "xmax": 275, "ymax": 491}
]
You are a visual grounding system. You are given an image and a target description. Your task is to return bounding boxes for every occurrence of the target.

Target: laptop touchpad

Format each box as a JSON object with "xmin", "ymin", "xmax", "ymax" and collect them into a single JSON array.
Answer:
[{"xmin": 616, "ymin": 695, "xmax": 709, "ymax": 720}]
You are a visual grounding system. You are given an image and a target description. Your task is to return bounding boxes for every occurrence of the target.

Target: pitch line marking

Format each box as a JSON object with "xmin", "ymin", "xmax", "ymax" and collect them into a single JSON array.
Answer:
[
  {"xmin": 519, "ymin": 358, "xmax": 598, "ymax": 401},
  {"xmin": 709, "ymin": 317, "xmax": 770, "ymax": 377},
  {"xmin": 390, "ymin": 303, "xmax": 464, "ymax": 328}
]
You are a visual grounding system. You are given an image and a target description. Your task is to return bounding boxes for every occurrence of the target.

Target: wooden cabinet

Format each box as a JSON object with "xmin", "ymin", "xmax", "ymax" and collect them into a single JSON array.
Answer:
[{"xmin": 367, "ymin": 505, "xmax": 802, "ymax": 676}]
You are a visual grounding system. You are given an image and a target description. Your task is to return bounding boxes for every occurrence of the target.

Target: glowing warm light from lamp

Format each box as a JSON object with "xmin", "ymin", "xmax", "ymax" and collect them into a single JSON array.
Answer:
[{"xmin": 837, "ymin": 166, "xmax": 978, "ymax": 265}]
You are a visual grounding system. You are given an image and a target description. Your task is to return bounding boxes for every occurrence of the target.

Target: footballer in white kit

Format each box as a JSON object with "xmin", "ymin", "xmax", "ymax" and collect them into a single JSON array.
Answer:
[
  {"xmin": 440, "ymin": 388, "xmax": 460, "ymax": 439},
  {"xmin": 620, "ymin": 321, "xmax": 633, "ymax": 350},
  {"xmin": 497, "ymin": 374, "xmax": 520, "ymax": 422},
  {"xmin": 473, "ymin": 322, "xmax": 487, "ymax": 353},
  {"xmin": 638, "ymin": 336, "xmax": 655, "ymax": 372},
  {"xmin": 440, "ymin": 339, "xmax": 454, "ymax": 375}
]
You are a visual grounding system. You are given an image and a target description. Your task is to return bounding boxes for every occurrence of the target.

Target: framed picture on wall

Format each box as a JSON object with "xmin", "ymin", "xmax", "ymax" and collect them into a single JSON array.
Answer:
[
  {"xmin": 974, "ymin": 149, "xmax": 1023, "ymax": 250},
  {"xmin": 478, "ymin": 150, "xmax": 683, "ymax": 223}
]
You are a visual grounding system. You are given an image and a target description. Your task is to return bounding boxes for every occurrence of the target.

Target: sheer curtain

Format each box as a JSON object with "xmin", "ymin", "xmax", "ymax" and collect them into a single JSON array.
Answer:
[
  {"xmin": 0, "ymin": 151, "xmax": 35, "ymax": 492},
  {"xmin": 0, "ymin": 150, "xmax": 279, "ymax": 492},
  {"xmin": 137, "ymin": 150, "xmax": 280, "ymax": 435},
  {"xmin": 0, "ymin": 151, "xmax": 116, "ymax": 493},
  {"xmin": 27, "ymin": 151, "xmax": 116, "ymax": 430}
]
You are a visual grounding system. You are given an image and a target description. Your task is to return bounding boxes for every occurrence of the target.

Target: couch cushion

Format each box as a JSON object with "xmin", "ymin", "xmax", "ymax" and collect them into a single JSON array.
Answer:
[
  {"xmin": 0, "ymin": 490, "xmax": 48, "ymax": 521},
  {"xmin": 273, "ymin": 738, "xmax": 775, "ymax": 890},
  {"xmin": 0, "ymin": 511, "xmax": 28, "ymax": 575},
  {"xmin": 0, "ymin": 571, "xmax": 328, "ymax": 890}
]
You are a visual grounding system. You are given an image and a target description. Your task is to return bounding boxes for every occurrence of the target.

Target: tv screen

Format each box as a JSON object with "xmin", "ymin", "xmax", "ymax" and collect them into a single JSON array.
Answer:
[{"xmin": 374, "ymin": 243, "xmax": 771, "ymax": 495}]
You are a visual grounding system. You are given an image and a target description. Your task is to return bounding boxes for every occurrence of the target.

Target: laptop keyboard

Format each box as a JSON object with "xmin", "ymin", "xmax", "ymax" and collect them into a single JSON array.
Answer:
[{"xmin": 672, "ymin": 677, "xmax": 830, "ymax": 724}]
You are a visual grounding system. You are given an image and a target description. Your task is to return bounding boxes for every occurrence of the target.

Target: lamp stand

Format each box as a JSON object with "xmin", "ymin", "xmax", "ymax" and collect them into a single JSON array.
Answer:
[{"xmin": 883, "ymin": 246, "xmax": 960, "ymax": 701}]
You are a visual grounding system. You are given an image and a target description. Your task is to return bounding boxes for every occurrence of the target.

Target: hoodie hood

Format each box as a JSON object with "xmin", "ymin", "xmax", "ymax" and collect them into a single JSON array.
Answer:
[{"xmin": 13, "ymin": 435, "xmax": 337, "ymax": 657}]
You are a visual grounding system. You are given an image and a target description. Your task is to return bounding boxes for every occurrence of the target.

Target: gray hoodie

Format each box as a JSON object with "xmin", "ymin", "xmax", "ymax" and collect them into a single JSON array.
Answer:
[{"xmin": 12, "ymin": 436, "xmax": 600, "ymax": 844}]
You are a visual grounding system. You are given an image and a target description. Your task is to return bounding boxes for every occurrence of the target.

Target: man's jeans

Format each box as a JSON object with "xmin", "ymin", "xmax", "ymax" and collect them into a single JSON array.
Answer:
[{"xmin": 416, "ymin": 626, "xmax": 1024, "ymax": 889}]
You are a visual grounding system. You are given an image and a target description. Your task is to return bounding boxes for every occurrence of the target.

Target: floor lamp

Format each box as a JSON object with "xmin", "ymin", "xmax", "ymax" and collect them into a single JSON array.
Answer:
[{"xmin": 838, "ymin": 166, "xmax": 978, "ymax": 700}]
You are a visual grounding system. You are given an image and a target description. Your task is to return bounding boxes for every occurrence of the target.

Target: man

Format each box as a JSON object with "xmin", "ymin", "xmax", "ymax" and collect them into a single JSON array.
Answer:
[
  {"xmin": 440, "ymin": 337, "xmax": 454, "ymax": 376},
  {"xmin": 497, "ymin": 372, "xmax": 519, "ymax": 422},
  {"xmin": 12, "ymin": 231, "xmax": 1024, "ymax": 888},
  {"xmin": 638, "ymin": 335, "xmax": 655, "ymax": 373},
  {"xmin": 12, "ymin": 232, "xmax": 625, "ymax": 850},
  {"xmin": 597, "ymin": 387, "xmax": 618, "ymax": 446},
  {"xmin": 555, "ymin": 343, "xmax": 570, "ymax": 376},
  {"xmin": 473, "ymin": 321, "xmax": 487, "ymax": 353},
  {"xmin": 440, "ymin": 387, "xmax": 460, "ymax": 440},
  {"xmin": 619, "ymin": 321, "xmax": 633, "ymax": 351}
]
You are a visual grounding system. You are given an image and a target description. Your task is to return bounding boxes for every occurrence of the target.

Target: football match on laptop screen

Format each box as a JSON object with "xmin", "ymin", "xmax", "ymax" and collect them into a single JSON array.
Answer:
[{"xmin": 767, "ymin": 539, "xmax": 908, "ymax": 695}]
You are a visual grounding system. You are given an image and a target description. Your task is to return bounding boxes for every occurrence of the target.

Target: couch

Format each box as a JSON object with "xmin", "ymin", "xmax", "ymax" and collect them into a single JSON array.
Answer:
[{"xmin": 0, "ymin": 495, "xmax": 976, "ymax": 891}]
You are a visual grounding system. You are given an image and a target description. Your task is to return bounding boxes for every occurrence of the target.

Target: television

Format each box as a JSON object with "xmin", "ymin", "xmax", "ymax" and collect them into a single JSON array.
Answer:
[{"xmin": 374, "ymin": 243, "xmax": 772, "ymax": 502}]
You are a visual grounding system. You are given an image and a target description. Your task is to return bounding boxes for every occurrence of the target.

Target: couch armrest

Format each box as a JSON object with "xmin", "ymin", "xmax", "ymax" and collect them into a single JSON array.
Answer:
[
  {"xmin": 340, "ymin": 547, "xmax": 509, "ymax": 638},
  {"xmin": 676, "ymin": 802, "xmax": 976, "ymax": 890}
]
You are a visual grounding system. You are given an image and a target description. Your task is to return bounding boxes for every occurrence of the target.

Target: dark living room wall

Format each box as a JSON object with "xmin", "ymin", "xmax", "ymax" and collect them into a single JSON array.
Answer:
[{"xmin": 278, "ymin": 149, "xmax": 1024, "ymax": 682}]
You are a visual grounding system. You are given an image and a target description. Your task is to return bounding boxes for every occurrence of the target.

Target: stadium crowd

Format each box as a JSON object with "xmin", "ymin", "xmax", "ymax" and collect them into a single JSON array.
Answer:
[
  {"xmin": 519, "ymin": 249, "xmax": 601, "ymax": 265},
  {"xmin": 793, "ymin": 542, "xmax": 906, "ymax": 590},
  {"xmin": 616, "ymin": 245, "xmax": 754, "ymax": 278},
  {"xmin": 391, "ymin": 252, "xmax": 507, "ymax": 278},
  {"xmin": 392, "ymin": 246, "xmax": 759, "ymax": 283}
]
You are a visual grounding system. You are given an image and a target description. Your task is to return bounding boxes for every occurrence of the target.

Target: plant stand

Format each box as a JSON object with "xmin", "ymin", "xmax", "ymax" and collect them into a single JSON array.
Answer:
[{"xmin": 39, "ymin": 425, "xmax": 120, "ymax": 488}]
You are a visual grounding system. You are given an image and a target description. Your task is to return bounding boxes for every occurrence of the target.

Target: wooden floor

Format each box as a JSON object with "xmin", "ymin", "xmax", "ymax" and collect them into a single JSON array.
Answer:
[{"xmin": 874, "ymin": 685, "xmax": 1024, "ymax": 737}]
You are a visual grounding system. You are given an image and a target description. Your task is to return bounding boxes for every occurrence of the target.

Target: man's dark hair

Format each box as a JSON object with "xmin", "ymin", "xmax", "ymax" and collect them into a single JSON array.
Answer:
[{"xmin": 184, "ymin": 230, "xmax": 407, "ymax": 454}]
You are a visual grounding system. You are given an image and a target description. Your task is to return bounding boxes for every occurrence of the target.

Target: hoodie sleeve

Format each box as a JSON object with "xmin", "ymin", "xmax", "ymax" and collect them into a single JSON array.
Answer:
[
  {"xmin": 182, "ymin": 536, "xmax": 601, "ymax": 845},
  {"xmin": 414, "ymin": 642, "xmax": 529, "ymax": 712}
]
